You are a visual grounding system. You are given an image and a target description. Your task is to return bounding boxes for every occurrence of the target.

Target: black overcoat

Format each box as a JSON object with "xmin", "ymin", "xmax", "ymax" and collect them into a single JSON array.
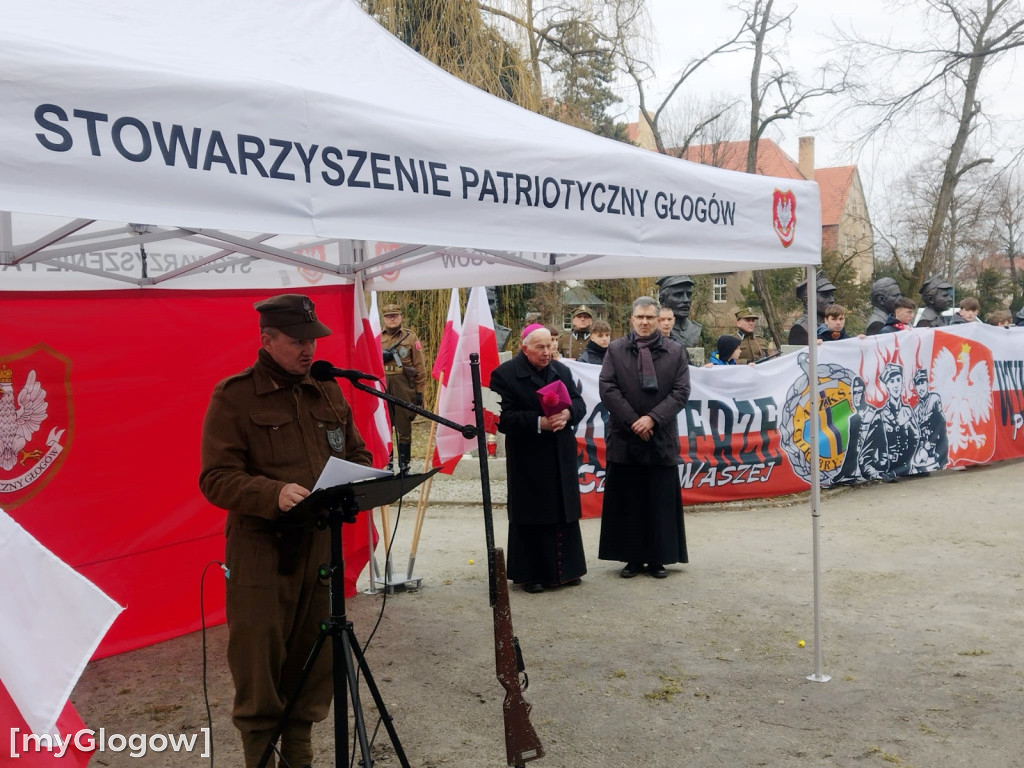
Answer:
[
  {"xmin": 599, "ymin": 333, "xmax": 691, "ymax": 466},
  {"xmin": 489, "ymin": 352, "xmax": 586, "ymax": 526}
]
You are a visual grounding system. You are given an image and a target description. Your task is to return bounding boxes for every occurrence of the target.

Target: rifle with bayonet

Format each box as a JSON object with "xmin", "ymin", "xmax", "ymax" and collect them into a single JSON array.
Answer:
[{"xmin": 469, "ymin": 353, "xmax": 545, "ymax": 767}]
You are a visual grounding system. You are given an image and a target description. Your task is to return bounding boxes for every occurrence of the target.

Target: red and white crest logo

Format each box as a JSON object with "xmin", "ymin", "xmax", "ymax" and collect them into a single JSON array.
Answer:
[
  {"xmin": 772, "ymin": 189, "xmax": 797, "ymax": 248},
  {"xmin": 0, "ymin": 345, "xmax": 73, "ymax": 508},
  {"xmin": 297, "ymin": 245, "xmax": 327, "ymax": 284},
  {"xmin": 930, "ymin": 333, "xmax": 995, "ymax": 466}
]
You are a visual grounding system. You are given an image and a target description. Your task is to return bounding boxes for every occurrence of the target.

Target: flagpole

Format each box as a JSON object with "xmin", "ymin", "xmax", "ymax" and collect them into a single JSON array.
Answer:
[{"xmin": 407, "ymin": 372, "xmax": 444, "ymax": 579}]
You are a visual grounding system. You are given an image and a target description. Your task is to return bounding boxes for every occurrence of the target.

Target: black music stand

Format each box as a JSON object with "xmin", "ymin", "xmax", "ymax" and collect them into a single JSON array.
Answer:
[{"xmin": 258, "ymin": 468, "xmax": 439, "ymax": 768}]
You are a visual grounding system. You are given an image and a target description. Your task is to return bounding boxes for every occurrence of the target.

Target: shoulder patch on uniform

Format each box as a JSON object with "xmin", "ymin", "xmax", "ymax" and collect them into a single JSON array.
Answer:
[{"xmin": 415, "ymin": 340, "xmax": 422, "ymax": 350}]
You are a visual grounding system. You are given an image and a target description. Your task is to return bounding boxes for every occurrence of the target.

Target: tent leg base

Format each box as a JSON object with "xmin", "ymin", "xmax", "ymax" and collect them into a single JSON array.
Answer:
[{"xmin": 806, "ymin": 673, "xmax": 831, "ymax": 683}]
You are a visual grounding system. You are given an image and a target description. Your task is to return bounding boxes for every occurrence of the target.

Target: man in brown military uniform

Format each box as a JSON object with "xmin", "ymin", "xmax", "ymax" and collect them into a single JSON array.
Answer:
[
  {"xmin": 557, "ymin": 305, "xmax": 594, "ymax": 359},
  {"xmin": 734, "ymin": 308, "xmax": 766, "ymax": 365},
  {"xmin": 380, "ymin": 303, "xmax": 427, "ymax": 475},
  {"xmin": 199, "ymin": 294, "xmax": 372, "ymax": 768}
]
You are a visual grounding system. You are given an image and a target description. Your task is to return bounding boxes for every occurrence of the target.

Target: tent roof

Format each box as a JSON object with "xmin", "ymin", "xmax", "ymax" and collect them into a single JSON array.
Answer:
[{"xmin": 0, "ymin": 0, "xmax": 821, "ymax": 291}]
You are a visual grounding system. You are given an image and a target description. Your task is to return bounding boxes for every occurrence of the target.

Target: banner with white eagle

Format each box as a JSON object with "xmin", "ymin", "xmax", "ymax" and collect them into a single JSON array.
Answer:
[{"xmin": 566, "ymin": 324, "xmax": 1024, "ymax": 517}]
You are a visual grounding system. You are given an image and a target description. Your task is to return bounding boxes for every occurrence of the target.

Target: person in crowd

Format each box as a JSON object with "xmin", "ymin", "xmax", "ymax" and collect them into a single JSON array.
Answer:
[
  {"xmin": 986, "ymin": 309, "xmax": 1013, "ymax": 327},
  {"xmin": 199, "ymin": 294, "xmax": 372, "ymax": 768},
  {"xmin": 950, "ymin": 296, "xmax": 981, "ymax": 324},
  {"xmin": 706, "ymin": 334, "xmax": 742, "ymax": 366},
  {"xmin": 1016, "ymin": 307, "xmax": 1024, "ymax": 327},
  {"xmin": 598, "ymin": 297, "xmax": 690, "ymax": 580},
  {"xmin": 488, "ymin": 325, "xmax": 588, "ymax": 593},
  {"xmin": 880, "ymin": 297, "xmax": 917, "ymax": 333},
  {"xmin": 788, "ymin": 271, "xmax": 837, "ymax": 345},
  {"xmin": 558, "ymin": 305, "xmax": 593, "ymax": 359},
  {"xmin": 547, "ymin": 325, "xmax": 563, "ymax": 358},
  {"xmin": 860, "ymin": 362, "xmax": 918, "ymax": 482},
  {"xmin": 734, "ymin": 308, "xmax": 766, "ymax": 364},
  {"xmin": 657, "ymin": 306, "xmax": 676, "ymax": 338},
  {"xmin": 866, "ymin": 278, "xmax": 904, "ymax": 335},
  {"xmin": 577, "ymin": 319, "xmax": 612, "ymax": 364},
  {"xmin": 380, "ymin": 303, "xmax": 427, "ymax": 475},
  {"xmin": 817, "ymin": 304, "xmax": 866, "ymax": 342},
  {"xmin": 656, "ymin": 275, "xmax": 702, "ymax": 347},
  {"xmin": 916, "ymin": 275, "xmax": 954, "ymax": 327}
]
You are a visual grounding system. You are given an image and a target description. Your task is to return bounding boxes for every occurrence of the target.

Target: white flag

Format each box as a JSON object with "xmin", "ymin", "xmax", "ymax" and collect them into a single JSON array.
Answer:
[{"xmin": 0, "ymin": 509, "xmax": 122, "ymax": 735}]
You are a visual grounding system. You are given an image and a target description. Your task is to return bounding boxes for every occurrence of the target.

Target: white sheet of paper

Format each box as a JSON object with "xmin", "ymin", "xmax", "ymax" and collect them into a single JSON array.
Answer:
[{"xmin": 313, "ymin": 457, "xmax": 392, "ymax": 490}]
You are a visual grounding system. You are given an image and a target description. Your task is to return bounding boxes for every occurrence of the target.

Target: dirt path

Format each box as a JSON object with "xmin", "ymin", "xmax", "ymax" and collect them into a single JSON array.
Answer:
[{"xmin": 74, "ymin": 459, "xmax": 1024, "ymax": 768}]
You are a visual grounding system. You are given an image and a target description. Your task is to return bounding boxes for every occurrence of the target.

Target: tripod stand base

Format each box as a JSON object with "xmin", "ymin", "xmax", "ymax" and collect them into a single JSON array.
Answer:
[{"xmin": 366, "ymin": 575, "xmax": 422, "ymax": 594}]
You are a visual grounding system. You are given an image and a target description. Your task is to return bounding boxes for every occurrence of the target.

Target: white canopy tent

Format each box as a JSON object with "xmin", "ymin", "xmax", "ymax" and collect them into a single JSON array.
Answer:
[
  {"xmin": 0, "ymin": 0, "xmax": 828, "ymax": 680},
  {"xmin": 0, "ymin": 0, "xmax": 820, "ymax": 291}
]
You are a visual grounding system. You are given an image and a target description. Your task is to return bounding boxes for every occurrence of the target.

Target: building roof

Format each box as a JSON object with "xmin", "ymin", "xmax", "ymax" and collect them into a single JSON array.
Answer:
[
  {"xmin": 814, "ymin": 166, "xmax": 856, "ymax": 227},
  {"xmin": 672, "ymin": 139, "xmax": 805, "ymax": 180}
]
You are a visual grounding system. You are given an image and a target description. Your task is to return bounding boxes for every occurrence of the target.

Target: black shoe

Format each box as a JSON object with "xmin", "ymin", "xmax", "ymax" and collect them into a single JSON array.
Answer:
[
  {"xmin": 648, "ymin": 564, "xmax": 668, "ymax": 579},
  {"xmin": 562, "ymin": 578, "xmax": 582, "ymax": 587},
  {"xmin": 620, "ymin": 563, "xmax": 642, "ymax": 578},
  {"xmin": 522, "ymin": 582, "xmax": 545, "ymax": 594}
]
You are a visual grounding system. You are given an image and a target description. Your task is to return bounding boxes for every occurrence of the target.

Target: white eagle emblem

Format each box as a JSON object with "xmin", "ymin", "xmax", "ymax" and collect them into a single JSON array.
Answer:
[
  {"xmin": 931, "ymin": 343, "xmax": 991, "ymax": 452},
  {"xmin": 0, "ymin": 366, "xmax": 49, "ymax": 471}
]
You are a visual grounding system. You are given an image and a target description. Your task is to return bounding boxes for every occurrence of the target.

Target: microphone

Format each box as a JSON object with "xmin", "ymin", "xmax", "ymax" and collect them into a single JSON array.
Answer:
[{"xmin": 310, "ymin": 360, "xmax": 379, "ymax": 383}]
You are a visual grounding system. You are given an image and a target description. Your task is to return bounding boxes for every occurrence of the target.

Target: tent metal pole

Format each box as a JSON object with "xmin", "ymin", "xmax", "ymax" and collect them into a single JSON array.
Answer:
[{"xmin": 806, "ymin": 265, "xmax": 831, "ymax": 683}]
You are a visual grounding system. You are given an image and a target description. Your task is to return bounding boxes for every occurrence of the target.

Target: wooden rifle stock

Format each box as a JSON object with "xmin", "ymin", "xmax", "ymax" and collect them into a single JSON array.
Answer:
[{"xmin": 491, "ymin": 547, "xmax": 544, "ymax": 766}]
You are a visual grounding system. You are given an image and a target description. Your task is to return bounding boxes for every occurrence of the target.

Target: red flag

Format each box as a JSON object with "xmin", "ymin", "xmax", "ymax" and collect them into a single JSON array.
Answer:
[
  {"xmin": 348, "ymin": 287, "xmax": 391, "ymax": 467},
  {"xmin": 431, "ymin": 288, "xmax": 462, "ymax": 382},
  {"xmin": 433, "ymin": 287, "xmax": 499, "ymax": 472}
]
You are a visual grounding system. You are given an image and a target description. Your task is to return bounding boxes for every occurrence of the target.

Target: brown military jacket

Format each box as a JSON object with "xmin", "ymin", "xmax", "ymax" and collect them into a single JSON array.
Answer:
[
  {"xmin": 199, "ymin": 356, "xmax": 371, "ymax": 522},
  {"xmin": 735, "ymin": 331, "xmax": 765, "ymax": 366},
  {"xmin": 557, "ymin": 330, "xmax": 590, "ymax": 360},
  {"xmin": 382, "ymin": 326, "xmax": 427, "ymax": 393}
]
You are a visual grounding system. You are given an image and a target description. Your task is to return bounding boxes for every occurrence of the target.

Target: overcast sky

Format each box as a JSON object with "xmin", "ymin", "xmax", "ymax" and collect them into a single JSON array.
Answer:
[{"xmin": 627, "ymin": 0, "xmax": 1022, "ymax": 206}]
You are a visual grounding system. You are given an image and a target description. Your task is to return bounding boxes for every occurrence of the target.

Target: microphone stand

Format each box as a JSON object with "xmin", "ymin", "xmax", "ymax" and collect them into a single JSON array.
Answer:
[{"xmin": 344, "ymin": 375, "xmax": 476, "ymax": 593}]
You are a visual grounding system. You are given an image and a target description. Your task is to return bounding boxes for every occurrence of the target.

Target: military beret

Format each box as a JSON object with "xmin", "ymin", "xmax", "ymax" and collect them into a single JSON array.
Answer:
[
  {"xmin": 381, "ymin": 303, "xmax": 403, "ymax": 315},
  {"xmin": 254, "ymin": 294, "xmax": 332, "ymax": 339},
  {"xmin": 572, "ymin": 305, "xmax": 593, "ymax": 318},
  {"xmin": 735, "ymin": 307, "xmax": 759, "ymax": 320}
]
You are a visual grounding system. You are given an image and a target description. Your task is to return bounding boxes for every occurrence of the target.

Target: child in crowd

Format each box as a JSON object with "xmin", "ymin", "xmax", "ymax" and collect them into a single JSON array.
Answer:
[
  {"xmin": 985, "ymin": 309, "xmax": 1012, "ymax": 327},
  {"xmin": 951, "ymin": 296, "xmax": 980, "ymax": 323},
  {"xmin": 706, "ymin": 335, "xmax": 742, "ymax": 366},
  {"xmin": 817, "ymin": 304, "xmax": 866, "ymax": 342},
  {"xmin": 577, "ymin": 319, "xmax": 611, "ymax": 364},
  {"xmin": 881, "ymin": 297, "xmax": 916, "ymax": 333}
]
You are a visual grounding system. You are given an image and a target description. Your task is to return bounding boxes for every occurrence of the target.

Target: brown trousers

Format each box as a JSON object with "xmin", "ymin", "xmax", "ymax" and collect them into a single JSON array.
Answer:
[
  {"xmin": 385, "ymin": 371, "xmax": 418, "ymax": 443},
  {"xmin": 225, "ymin": 515, "xmax": 333, "ymax": 765}
]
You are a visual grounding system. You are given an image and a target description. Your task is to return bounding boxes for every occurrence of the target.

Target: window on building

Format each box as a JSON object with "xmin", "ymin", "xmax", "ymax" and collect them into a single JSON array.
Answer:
[{"xmin": 713, "ymin": 276, "xmax": 727, "ymax": 303}]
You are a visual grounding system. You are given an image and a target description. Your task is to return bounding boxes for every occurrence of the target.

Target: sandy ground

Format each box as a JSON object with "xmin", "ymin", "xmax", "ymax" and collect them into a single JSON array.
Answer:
[{"xmin": 73, "ymin": 458, "xmax": 1024, "ymax": 768}]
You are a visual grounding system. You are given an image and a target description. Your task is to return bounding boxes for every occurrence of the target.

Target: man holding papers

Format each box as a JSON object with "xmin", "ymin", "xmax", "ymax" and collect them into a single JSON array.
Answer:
[
  {"xmin": 489, "ymin": 324, "xmax": 587, "ymax": 594},
  {"xmin": 200, "ymin": 294, "xmax": 371, "ymax": 768}
]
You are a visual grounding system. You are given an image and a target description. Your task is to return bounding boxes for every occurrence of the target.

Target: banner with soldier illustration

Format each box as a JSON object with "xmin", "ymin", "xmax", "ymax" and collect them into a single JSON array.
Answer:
[{"xmin": 569, "ymin": 324, "xmax": 1024, "ymax": 516}]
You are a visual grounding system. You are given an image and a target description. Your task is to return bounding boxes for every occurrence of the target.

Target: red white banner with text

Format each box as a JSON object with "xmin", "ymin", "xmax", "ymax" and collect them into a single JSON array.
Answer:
[{"xmin": 569, "ymin": 324, "xmax": 1024, "ymax": 518}]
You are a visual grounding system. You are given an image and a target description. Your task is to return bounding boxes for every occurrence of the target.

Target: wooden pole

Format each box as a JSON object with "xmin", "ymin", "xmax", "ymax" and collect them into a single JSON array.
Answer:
[{"xmin": 407, "ymin": 372, "xmax": 444, "ymax": 578}]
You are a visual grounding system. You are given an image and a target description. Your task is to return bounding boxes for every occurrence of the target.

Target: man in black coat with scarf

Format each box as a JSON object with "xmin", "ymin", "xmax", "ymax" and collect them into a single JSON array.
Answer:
[
  {"xmin": 598, "ymin": 297, "xmax": 691, "ymax": 579},
  {"xmin": 489, "ymin": 324, "xmax": 588, "ymax": 594}
]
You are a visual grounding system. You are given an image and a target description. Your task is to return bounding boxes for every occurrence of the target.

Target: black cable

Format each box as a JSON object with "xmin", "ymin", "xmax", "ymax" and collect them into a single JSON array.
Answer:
[{"xmin": 200, "ymin": 559, "xmax": 226, "ymax": 768}]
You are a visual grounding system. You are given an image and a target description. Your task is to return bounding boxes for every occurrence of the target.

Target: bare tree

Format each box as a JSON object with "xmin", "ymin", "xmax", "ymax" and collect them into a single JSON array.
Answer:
[
  {"xmin": 838, "ymin": 0, "xmax": 1024, "ymax": 296},
  {"xmin": 740, "ymin": 0, "xmax": 848, "ymax": 348},
  {"xmin": 993, "ymin": 168, "xmax": 1024, "ymax": 310}
]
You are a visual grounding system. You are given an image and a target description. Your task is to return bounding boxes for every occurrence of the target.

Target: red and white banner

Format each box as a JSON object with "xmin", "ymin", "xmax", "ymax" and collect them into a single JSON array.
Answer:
[
  {"xmin": 1, "ymin": 286, "xmax": 379, "ymax": 657},
  {"xmin": 434, "ymin": 286, "xmax": 499, "ymax": 472},
  {"xmin": 569, "ymin": 325, "xmax": 1024, "ymax": 517}
]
